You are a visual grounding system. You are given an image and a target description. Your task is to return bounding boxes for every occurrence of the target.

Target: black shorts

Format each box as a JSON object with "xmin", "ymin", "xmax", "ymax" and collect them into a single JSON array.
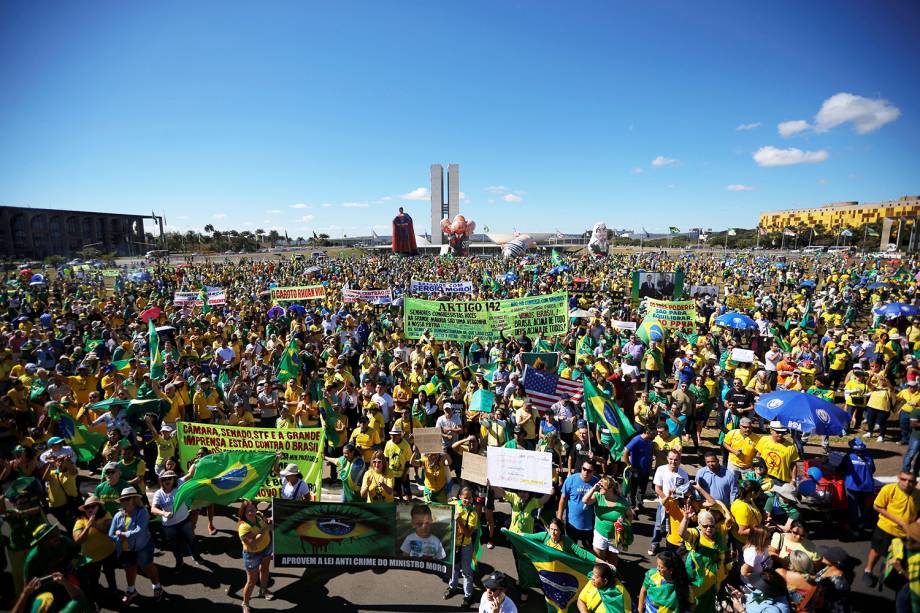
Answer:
[
  {"xmin": 565, "ymin": 523, "xmax": 592, "ymax": 547},
  {"xmin": 870, "ymin": 527, "xmax": 895, "ymax": 554}
]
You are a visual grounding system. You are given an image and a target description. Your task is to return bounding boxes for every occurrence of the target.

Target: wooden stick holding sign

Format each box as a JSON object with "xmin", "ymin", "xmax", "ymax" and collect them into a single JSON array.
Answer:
[
  {"xmin": 461, "ymin": 452, "xmax": 488, "ymax": 486},
  {"xmin": 413, "ymin": 427, "xmax": 444, "ymax": 455}
]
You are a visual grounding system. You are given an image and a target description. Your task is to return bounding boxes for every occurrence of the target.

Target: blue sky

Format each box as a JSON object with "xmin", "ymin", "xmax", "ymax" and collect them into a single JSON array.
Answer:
[{"xmin": 1, "ymin": 1, "xmax": 918, "ymax": 236}]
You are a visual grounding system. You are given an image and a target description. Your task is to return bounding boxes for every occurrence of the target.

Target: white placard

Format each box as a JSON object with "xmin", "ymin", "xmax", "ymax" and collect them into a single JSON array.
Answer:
[
  {"xmin": 731, "ymin": 348, "xmax": 756, "ymax": 363},
  {"xmin": 612, "ymin": 320, "xmax": 637, "ymax": 331},
  {"xmin": 486, "ymin": 446, "xmax": 553, "ymax": 494}
]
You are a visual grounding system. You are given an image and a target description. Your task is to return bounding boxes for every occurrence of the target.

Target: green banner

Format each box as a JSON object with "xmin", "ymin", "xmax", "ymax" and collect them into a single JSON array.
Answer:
[
  {"xmin": 176, "ymin": 422, "xmax": 324, "ymax": 500},
  {"xmin": 403, "ymin": 292, "xmax": 569, "ymax": 341},
  {"xmin": 645, "ymin": 298, "xmax": 697, "ymax": 331},
  {"xmin": 273, "ymin": 499, "xmax": 455, "ymax": 576}
]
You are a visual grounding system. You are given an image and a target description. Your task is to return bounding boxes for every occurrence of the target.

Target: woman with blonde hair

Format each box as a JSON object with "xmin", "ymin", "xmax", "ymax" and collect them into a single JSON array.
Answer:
[{"xmin": 360, "ymin": 450, "xmax": 394, "ymax": 502}]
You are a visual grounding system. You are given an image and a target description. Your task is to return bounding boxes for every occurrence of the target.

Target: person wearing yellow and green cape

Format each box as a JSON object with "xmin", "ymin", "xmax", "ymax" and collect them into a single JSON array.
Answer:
[
  {"xmin": 577, "ymin": 563, "xmax": 632, "ymax": 613},
  {"xmin": 444, "ymin": 487, "xmax": 482, "ymax": 609},
  {"xmin": 505, "ymin": 517, "xmax": 598, "ymax": 610},
  {"xmin": 324, "ymin": 443, "xmax": 365, "ymax": 503},
  {"xmin": 677, "ymin": 498, "xmax": 733, "ymax": 613},
  {"xmin": 638, "ymin": 550, "xmax": 693, "ymax": 613}
]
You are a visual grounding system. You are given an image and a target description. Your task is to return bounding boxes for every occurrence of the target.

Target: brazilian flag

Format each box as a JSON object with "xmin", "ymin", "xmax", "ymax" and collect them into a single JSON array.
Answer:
[
  {"xmin": 276, "ymin": 335, "xmax": 301, "ymax": 383},
  {"xmin": 172, "ymin": 451, "xmax": 276, "ymax": 511},
  {"xmin": 148, "ymin": 318, "xmax": 164, "ymax": 380},
  {"xmin": 47, "ymin": 404, "xmax": 106, "ymax": 463},
  {"xmin": 503, "ymin": 529, "xmax": 625, "ymax": 612},
  {"xmin": 551, "ymin": 248, "xmax": 563, "ymax": 266},
  {"xmin": 197, "ymin": 286, "xmax": 211, "ymax": 314},
  {"xmin": 583, "ymin": 377, "xmax": 636, "ymax": 456},
  {"xmin": 479, "ymin": 361, "xmax": 499, "ymax": 382}
]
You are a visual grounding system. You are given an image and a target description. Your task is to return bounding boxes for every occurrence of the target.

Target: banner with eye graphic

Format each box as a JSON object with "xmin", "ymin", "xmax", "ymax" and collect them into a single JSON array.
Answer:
[{"xmin": 272, "ymin": 499, "xmax": 456, "ymax": 577}]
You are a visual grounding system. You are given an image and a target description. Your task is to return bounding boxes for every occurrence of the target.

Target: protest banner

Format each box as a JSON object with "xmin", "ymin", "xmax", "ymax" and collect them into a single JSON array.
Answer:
[
  {"xmin": 521, "ymin": 352, "xmax": 560, "ymax": 372},
  {"xmin": 726, "ymin": 294, "xmax": 756, "ymax": 310},
  {"xmin": 486, "ymin": 447, "xmax": 553, "ymax": 494},
  {"xmin": 101, "ymin": 269, "xmax": 121, "ymax": 278},
  {"xmin": 409, "ymin": 279, "xmax": 474, "ymax": 294},
  {"xmin": 731, "ymin": 348, "xmax": 756, "ymax": 363},
  {"xmin": 342, "ymin": 287, "xmax": 393, "ymax": 304},
  {"xmin": 689, "ymin": 284, "xmax": 720, "ymax": 299},
  {"xmin": 413, "ymin": 427, "xmax": 444, "ymax": 454},
  {"xmin": 175, "ymin": 422, "xmax": 323, "ymax": 500},
  {"xmin": 461, "ymin": 452, "xmax": 488, "ymax": 486},
  {"xmin": 271, "ymin": 285, "xmax": 326, "ymax": 301},
  {"xmin": 173, "ymin": 288, "xmax": 226, "ymax": 307},
  {"xmin": 645, "ymin": 299, "xmax": 697, "ymax": 331},
  {"xmin": 630, "ymin": 270, "xmax": 685, "ymax": 303},
  {"xmin": 469, "ymin": 389, "xmax": 494, "ymax": 414},
  {"xmin": 611, "ymin": 320, "xmax": 637, "ymax": 331},
  {"xmin": 403, "ymin": 292, "xmax": 568, "ymax": 342},
  {"xmin": 273, "ymin": 499, "xmax": 455, "ymax": 575}
]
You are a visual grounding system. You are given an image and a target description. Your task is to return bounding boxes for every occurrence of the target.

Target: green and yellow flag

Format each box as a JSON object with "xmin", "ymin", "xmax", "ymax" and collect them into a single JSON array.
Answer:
[
  {"xmin": 551, "ymin": 248, "xmax": 563, "ymax": 266},
  {"xmin": 172, "ymin": 450, "xmax": 276, "ymax": 511},
  {"xmin": 198, "ymin": 286, "xmax": 211, "ymax": 314},
  {"xmin": 48, "ymin": 404, "xmax": 106, "ymax": 463},
  {"xmin": 503, "ymin": 529, "xmax": 608, "ymax": 613},
  {"xmin": 276, "ymin": 335, "xmax": 300, "ymax": 383},
  {"xmin": 148, "ymin": 318, "xmax": 164, "ymax": 380},
  {"xmin": 583, "ymin": 377, "xmax": 635, "ymax": 456}
]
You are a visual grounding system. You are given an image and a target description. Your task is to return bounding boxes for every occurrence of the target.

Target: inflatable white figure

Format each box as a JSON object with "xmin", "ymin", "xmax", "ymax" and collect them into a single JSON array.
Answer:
[
  {"xmin": 501, "ymin": 233, "xmax": 534, "ymax": 258},
  {"xmin": 588, "ymin": 222, "xmax": 609, "ymax": 255}
]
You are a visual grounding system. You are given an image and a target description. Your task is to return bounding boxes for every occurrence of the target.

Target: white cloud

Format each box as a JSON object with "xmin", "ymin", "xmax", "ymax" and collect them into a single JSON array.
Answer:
[
  {"xmin": 630, "ymin": 167, "xmax": 643, "ymax": 174},
  {"xmin": 212, "ymin": 213, "xmax": 226, "ymax": 219},
  {"xmin": 459, "ymin": 191, "xmax": 467, "ymax": 200},
  {"xmin": 299, "ymin": 214, "xmax": 314, "ymax": 222},
  {"xmin": 817, "ymin": 178, "xmax": 829, "ymax": 185},
  {"xmin": 289, "ymin": 203, "xmax": 310, "ymax": 209},
  {"xmin": 753, "ymin": 146, "xmax": 829, "ymax": 167},
  {"xmin": 778, "ymin": 120, "xmax": 810, "ymax": 137},
  {"xmin": 175, "ymin": 215, "xmax": 189, "ymax": 220},
  {"xmin": 726, "ymin": 184, "xmax": 754, "ymax": 191},
  {"xmin": 503, "ymin": 194, "xmax": 523, "ymax": 203},
  {"xmin": 736, "ymin": 122, "xmax": 762, "ymax": 131},
  {"xmin": 265, "ymin": 209, "xmax": 280, "ymax": 214},
  {"xmin": 321, "ymin": 203, "xmax": 332, "ymax": 208},
  {"xmin": 814, "ymin": 92, "xmax": 900, "ymax": 134},
  {"xmin": 651, "ymin": 156, "xmax": 677, "ymax": 168},
  {"xmin": 400, "ymin": 187, "xmax": 430, "ymax": 201},
  {"xmin": 342, "ymin": 202, "xmax": 369, "ymax": 208},
  {"xmin": 485, "ymin": 185, "xmax": 507, "ymax": 194},
  {"xmin": 380, "ymin": 196, "xmax": 392, "ymax": 201}
]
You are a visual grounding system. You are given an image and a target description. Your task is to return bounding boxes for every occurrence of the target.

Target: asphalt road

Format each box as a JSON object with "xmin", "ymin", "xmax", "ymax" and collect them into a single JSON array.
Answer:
[{"xmin": 72, "ymin": 431, "xmax": 900, "ymax": 612}]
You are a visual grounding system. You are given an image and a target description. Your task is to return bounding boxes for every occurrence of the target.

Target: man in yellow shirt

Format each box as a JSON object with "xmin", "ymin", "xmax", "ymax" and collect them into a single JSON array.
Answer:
[
  {"xmin": 722, "ymin": 417, "xmax": 760, "ymax": 476},
  {"xmin": 192, "ymin": 377, "xmax": 222, "ymax": 423},
  {"xmin": 754, "ymin": 421, "xmax": 799, "ymax": 484},
  {"xmin": 897, "ymin": 381, "xmax": 920, "ymax": 445},
  {"xmin": 863, "ymin": 471, "xmax": 920, "ymax": 587}
]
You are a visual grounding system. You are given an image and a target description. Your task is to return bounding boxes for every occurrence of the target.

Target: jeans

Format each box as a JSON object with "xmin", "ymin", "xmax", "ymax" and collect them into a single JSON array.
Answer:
[
  {"xmin": 846, "ymin": 490, "xmax": 874, "ymax": 530},
  {"xmin": 903, "ymin": 437, "xmax": 920, "ymax": 473},
  {"xmin": 650, "ymin": 503, "xmax": 665, "ymax": 549},
  {"xmin": 865, "ymin": 408, "xmax": 888, "ymax": 438},
  {"xmin": 900, "ymin": 411, "xmax": 912, "ymax": 444},
  {"xmin": 627, "ymin": 472, "xmax": 650, "ymax": 509},
  {"xmin": 449, "ymin": 543, "xmax": 474, "ymax": 597},
  {"xmin": 163, "ymin": 517, "xmax": 199, "ymax": 565}
]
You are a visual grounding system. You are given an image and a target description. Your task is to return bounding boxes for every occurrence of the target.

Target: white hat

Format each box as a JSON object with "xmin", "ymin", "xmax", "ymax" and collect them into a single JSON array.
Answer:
[
  {"xmin": 769, "ymin": 420, "xmax": 789, "ymax": 433},
  {"xmin": 118, "ymin": 487, "xmax": 142, "ymax": 500},
  {"xmin": 279, "ymin": 463, "xmax": 301, "ymax": 477}
]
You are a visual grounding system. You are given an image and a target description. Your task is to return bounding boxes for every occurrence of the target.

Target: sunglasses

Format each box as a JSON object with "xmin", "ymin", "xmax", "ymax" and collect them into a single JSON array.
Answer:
[{"xmin": 581, "ymin": 467, "xmax": 593, "ymax": 472}]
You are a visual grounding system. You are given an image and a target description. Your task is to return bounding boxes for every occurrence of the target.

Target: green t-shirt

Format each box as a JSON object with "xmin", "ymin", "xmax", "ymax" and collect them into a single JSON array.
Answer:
[
  {"xmin": 592, "ymin": 492, "xmax": 629, "ymax": 537},
  {"xmin": 505, "ymin": 492, "xmax": 542, "ymax": 534},
  {"xmin": 2, "ymin": 505, "xmax": 46, "ymax": 551},
  {"xmin": 24, "ymin": 534, "xmax": 78, "ymax": 581},
  {"xmin": 94, "ymin": 479, "xmax": 129, "ymax": 515}
]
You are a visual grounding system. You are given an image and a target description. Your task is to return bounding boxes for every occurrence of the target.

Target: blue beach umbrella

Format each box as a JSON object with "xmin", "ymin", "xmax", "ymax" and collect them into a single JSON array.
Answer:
[
  {"xmin": 799, "ymin": 279, "xmax": 816, "ymax": 288},
  {"xmin": 714, "ymin": 312, "xmax": 757, "ymax": 330},
  {"xmin": 754, "ymin": 391, "xmax": 850, "ymax": 435},
  {"xmin": 867, "ymin": 282, "xmax": 891, "ymax": 290},
  {"xmin": 287, "ymin": 304, "xmax": 307, "ymax": 316},
  {"xmin": 874, "ymin": 302, "xmax": 920, "ymax": 318}
]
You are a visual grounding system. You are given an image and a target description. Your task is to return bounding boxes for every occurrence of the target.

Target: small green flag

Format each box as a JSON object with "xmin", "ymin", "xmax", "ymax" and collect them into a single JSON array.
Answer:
[
  {"xmin": 583, "ymin": 377, "xmax": 636, "ymax": 456},
  {"xmin": 148, "ymin": 319, "xmax": 164, "ymax": 381},
  {"xmin": 198, "ymin": 287, "xmax": 211, "ymax": 314},
  {"xmin": 276, "ymin": 335, "xmax": 301, "ymax": 383},
  {"xmin": 172, "ymin": 451, "xmax": 277, "ymax": 511},
  {"xmin": 48, "ymin": 405, "xmax": 106, "ymax": 463}
]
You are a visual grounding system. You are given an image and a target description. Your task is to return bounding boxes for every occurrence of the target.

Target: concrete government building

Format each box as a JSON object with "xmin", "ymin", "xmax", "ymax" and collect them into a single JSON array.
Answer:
[
  {"xmin": 0, "ymin": 205, "xmax": 146, "ymax": 260},
  {"xmin": 759, "ymin": 196, "xmax": 920, "ymax": 232}
]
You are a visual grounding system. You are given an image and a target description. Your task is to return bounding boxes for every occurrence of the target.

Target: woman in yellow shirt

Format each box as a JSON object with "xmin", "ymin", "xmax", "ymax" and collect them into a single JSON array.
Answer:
[
  {"xmin": 360, "ymin": 451, "xmax": 394, "ymax": 503},
  {"xmin": 238, "ymin": 500, "xmax": 274, "ymax": 612},
  {"xmin": 72, "ymin": 495, "xmax": 116, "ymax": 603}
]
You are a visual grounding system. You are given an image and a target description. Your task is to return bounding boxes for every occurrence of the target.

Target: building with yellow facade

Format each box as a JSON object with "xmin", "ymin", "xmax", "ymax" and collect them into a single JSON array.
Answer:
[{"xmin": 759, "ymin": 195, "xmax": 920, "ymax": 233}]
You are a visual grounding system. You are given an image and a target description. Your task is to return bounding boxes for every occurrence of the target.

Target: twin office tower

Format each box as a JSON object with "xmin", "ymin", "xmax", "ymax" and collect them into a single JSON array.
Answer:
[{"xmin": 430, "ymin": 163, "xmax": 459, "ymax": 246}]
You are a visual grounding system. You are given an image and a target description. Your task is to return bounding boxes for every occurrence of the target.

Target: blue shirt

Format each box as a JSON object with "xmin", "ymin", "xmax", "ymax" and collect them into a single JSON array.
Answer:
[
  {"xmin": 666, "ymin": 413, "xmax": 686, "ymax": 437},
  {"xmin": 625, "ymin": 435, "xmax": 653, "ymax": 475},
  {"xmin": 109, "ymin": 506, "xmax": 152, "ymax": 552},
  {"xmin": 695, "ymin": 464, "xmax": 738, "ymax": 506},
  {"xmin": 841, "ymin": 452, "xmax": 875, "ymax": 492},
  {"xmin": 561, "ymin": 473, "xmax": 599, "ymax": 531}
]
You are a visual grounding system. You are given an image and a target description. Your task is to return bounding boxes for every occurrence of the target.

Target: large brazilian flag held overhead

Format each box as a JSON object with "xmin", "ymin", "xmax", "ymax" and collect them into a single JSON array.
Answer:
[
  {"xmin": 583, "ymin": 377, "xmax": 636, "ymax": 456},
  {"xmin": 172, "ymin": 450, "xmax": 276, "ymax": 511}
]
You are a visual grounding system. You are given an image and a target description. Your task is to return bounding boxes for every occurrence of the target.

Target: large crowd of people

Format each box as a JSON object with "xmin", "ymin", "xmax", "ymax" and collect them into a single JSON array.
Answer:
[{"xmin": 2, "ymin": 246, "xmax": 920, "ymax": 613}]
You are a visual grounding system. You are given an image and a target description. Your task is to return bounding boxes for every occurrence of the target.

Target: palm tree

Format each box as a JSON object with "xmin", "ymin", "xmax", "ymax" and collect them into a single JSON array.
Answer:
[{"xmin": 267, "ymin": 230, "xmax": 280, "ymax": 247}]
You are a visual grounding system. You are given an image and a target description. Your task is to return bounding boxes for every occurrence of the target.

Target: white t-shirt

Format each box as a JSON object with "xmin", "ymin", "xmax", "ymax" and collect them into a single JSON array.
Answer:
[
  {"xmin": 281, "ymin": 479, "xmax": 310, "ymax": 501},
  {"xmin": 399, "ymin": 533, "xmax": 446, "ymax": 560},
  {"xmin": 371, "ymin": 392, "xmax": 394, "ymax": 422},
  {"xmin": 153, "ymin": 483, "xmax": 190, "ymax": 526},
  {"xmin": 764, "ymin": 350, "xmax": 782, "ymax": 372},
  {"xmin": 742, "ymin": 546, "xmax": 772, "ymax": 585},
  {"xmin": 478, "ymin": 593, "xmax": 518, "ymax": 613},
  {"xmin": 652, "ymin": 465, "xmax": 690, "ymax": 499}
]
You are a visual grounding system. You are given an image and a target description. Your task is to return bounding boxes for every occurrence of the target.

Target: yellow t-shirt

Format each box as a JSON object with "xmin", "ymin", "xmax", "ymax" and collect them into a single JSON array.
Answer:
[
  {"xmin": 875, "ymin": 483, "xmax": 920, "ymax": 538},
  {"xmin": 73, "ymin": 513, "xmax": 116, "ymax": 561},
  {"xmin": 350, "ymin": 428, "xmax": 382, "ymax": 463},
  {"xmin": 239, "ymin": 515, "xmax": 271, "ymax": 553},
  {"xmin": 664, "ymin": 499, "xmax": 686, "ymax": 547},
  {"xmin": 384, "ymin": 439, "xmax": 412, "ymax": 478},
  {"xmin": 47, "ymin": 468, "xmax": 78, "ymax": 508},
  {"xmin": 578, "ymin": 581, "xmax": 632, "ymax": 613},
  {"xmin": 724, "ymin": 429, "xmax": 760, "ymax": 468},
  {"xmin": 898, "ymin": 389, "xmax": 920, "ymax": 416},
  {"xmin": 229, "ymin": 411, "xmax": 256, "ymax": 427},
  {"xmin": 451, "ymin": 500, "xmax": 480, "ymax": 546},
  {"xmin": 422, "ymin": 455, "xmax": 448, "ymax": 492},
  {"xmin": 193, "ymin": 389, "xmax": 220, "ymax": 421},
  {"xmin": 755, "ymin": 437, "xmax": 799, "ymax": 483},
  {"xmin": 653, "ymin": 435, "xmax": 682, "ymax": 468},
  {"xmin": 361, "ymin": 470, "xmax": 394, "ymax": 503},
  {"xmin": 730, "ymin": 499, "xmax": 763, "ymax": 542},
  {"xmin": 153, "ymin": 435, "xmax": 177, "ymax": 466}
]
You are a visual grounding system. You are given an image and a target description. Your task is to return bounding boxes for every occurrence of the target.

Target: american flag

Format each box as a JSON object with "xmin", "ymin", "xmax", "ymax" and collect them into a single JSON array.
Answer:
[{"xmin": 521, "ymin": 366, "xmax": 583, "ymax": 412}]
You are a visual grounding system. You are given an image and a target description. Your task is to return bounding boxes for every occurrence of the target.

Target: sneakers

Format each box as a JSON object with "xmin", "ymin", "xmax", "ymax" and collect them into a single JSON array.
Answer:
[
  {"xmin": 122, "ymin": 590, "xmax": 138, "ymax": 604},
  {"xmin": 461, "ymin": 596, "xmax": 474, "ymax": 608},
  {"xmin": 647, "ymin": 548, "xmax": 657, "ymax": 556},
  {"xmin": 862, "ymin": 572, "xmax": 878, "ymax": 588},
  {"xmin": 153, "ymin": 587, "xmax": 165, "ymax": 602},
  {"xmin": 444, "ymin": 587, "xmax": 461, "ymax": 600},
  {"xmin": 877, "ymin": 435, "xmax": 884, "ymax": 443}
]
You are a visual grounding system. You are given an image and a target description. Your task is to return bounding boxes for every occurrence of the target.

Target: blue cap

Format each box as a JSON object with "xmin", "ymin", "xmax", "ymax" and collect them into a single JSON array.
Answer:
[
  {"xmin": 848, "ymin": 437, "xmax": 867, "ymax": 450},
  {"xmin": 48, "ymin": 437, "xmax": 65, "ymax": 445}
]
